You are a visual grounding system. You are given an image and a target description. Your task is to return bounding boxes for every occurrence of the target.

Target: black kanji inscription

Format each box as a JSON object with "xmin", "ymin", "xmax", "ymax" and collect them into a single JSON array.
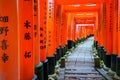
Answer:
[
  {"xmin": 1, "ymin": 39, "xmax": 8, "ymax": 50},
  {"xmin": 34, "ymin": 0, "xmax": 37, "ymax": 3},
  {"xmin": 44, "ymin": 45, "xmax": 46, "ymax": 48},
  {"xmin": 34, "ymin": 5, "xmax": 37, "ymax": 12},
  {"xmin": 34, "ymin": 25, "xmax": 37, "ymax": 30},
  {"xmin": 0, "ymin": 27, "xmax": 9, "ymax": 36},
  {"xmin": 40, "ymin": 40, "xmax": 43, "ymax": 43},
  {"xmin": 4, "ymin": 27, "xmax": 9, "ymax": 36},
  {"xmin": 34, "ymin": 32, "xmax": 37, "ymax": 37},
  {"xmin": 24, "ymin": 20, "xmax": 31, "ymax": 29},
  {"xmin": 2, "ymin": 53, "xmax": 9, "ymax": 63},
  {"xmin": 24, "ymin": 32, "xmax": 31, "ymax": 40},
  {"xmin": 44, "ymin": 21, "xmax": 46, "ymax": 24},
  {"xmin": 40, "ymin": 27, "xmax": 43, "ymax": 31},
  {"xmin": 0, "ymin": 27, "xmax": 4, "ymax": 34},
  {"xmin": 24, "ymin": 51, "xmax": 31, "ymax": 58},
  {"xmin": 40, "ymin": 33, "xmax": 43, "ymax": 37}
]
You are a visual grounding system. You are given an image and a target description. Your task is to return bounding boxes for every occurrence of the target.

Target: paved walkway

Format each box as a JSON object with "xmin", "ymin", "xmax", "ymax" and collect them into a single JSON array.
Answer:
[{"xmin": 59, "ymin": 37, "xmax": 105, "ymax": 80}]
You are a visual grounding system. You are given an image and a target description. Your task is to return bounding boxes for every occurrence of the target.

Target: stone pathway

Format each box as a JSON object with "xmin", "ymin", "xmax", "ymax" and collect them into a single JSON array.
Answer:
[{"xmin": 58, "ymin": 37, "xmax": 105, "ymax": 80}]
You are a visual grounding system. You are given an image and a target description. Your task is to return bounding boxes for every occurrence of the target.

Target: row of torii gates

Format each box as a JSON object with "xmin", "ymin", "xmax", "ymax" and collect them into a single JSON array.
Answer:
[{"xmin": 0, "ymin": 0, "xmax": 120, "ymax": 80}]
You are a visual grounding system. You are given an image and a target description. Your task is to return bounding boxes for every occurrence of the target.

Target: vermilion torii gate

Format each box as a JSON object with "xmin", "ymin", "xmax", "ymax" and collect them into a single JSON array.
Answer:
[{"xmin": 0, "ymin": 0, "xmax": 120, "ymax": 80}]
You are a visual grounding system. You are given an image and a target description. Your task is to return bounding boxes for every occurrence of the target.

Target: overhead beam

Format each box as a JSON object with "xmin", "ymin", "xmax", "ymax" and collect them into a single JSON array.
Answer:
[
  {"xmin": 63, "ymin": 4, "xmax": 100, "ymax": 12},
  {"xmin": 64, "ymin": 10, "xmax": 99, "ymax": 13},
  {"xmin": 55, "ymin": 0, "xmax": 108, "ymax": 5}
]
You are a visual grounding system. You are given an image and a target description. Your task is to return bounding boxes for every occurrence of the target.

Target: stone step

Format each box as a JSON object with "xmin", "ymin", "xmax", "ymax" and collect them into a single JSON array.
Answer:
[
  {"xmin": 65, "ymin": 71, "xmax": 99, "ymax": 74},
  {"xmin": 65, "ymin": 74, "xmax": 103, "ymax": 78}
]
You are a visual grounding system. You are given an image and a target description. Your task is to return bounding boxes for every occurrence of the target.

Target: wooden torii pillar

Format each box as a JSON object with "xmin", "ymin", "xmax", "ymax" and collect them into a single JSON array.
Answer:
[
  {"xmin": 0, "ymin": 0, "xmax": 35, "ymax": 80},
  {"xmin": 61, "ymin": 10, "xmax": 68, "ymax": 56},
  {"xmin": 54, "ymin": 4, "xmax": 62, "ymax": 61},
  {"xmin": 66, "ymin": 13, "xmax": 74, "ymax": 49},
  {"xmin": 34, "ymin": 0, "xmax": 49, "ymax": 80},
  {"xmin": 117, "ymin": 0, "xmax": 120, "ymax": 76},
  {"xmin": 46, "ymin": 0, "xmax": 56, "ymax": 75},
  {"xmin": 111, "ymin": 0, "xmax": 118, "ymax": 72},
  {"xmin": 103, "ymin": 0, "xmax": 113, "ymax": 68}
]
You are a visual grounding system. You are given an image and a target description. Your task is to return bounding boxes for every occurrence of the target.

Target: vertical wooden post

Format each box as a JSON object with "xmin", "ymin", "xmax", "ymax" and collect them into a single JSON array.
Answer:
[
  {"xmin": 18, "ymin": 0, "xmax": 34, "ymax": 79},
  {"xmin": 54, "ymin": 5, "xmax": 62, "ymax": 60},
  {"xmin": 102, "ymin": 3, "xmax": 107, "ymax": 50},
  {"xmin": 0, "ymin": 0, "xmax": 35, "ymax": 79},
  {"xmin": 33, "ymin": 0, "xmax": 40, "ymax": 67},
  {"xmin": 0, "ymin": 0, "xmax": 20, "ymax": 80},
  {"xmin": 54, "ymin": 5, "xmax": 61, "ymax": 48},
  {"xmin": 111, "ymin": 0, "xmax": 118, "ymax": 71},
  {"xmin": 98, "ymin": 12, "xmax": 102, "ymax": 47},
  {"xmin": 100, "ymin": 4, "xmax": 104, "ymax": 47},
  {"xmin": 34, "ymin": 0, "xmax": 48, "ymax": 80},
  {"xmin": 61, "ymin": 12, "xmax": 67, "ymax": 56},
  {"xmin": 46, "ymin": 0, "xmax": 56, "ymax": 75},
  {"xmin": 71, "ymin": 16, "xmax": 76, "ymax": 47},
  {"xmin": 116, "ymin": 0, "xmax": 120, "ymax": 76},
  {"xmin": 39, "ymin": 0, "xmax": 47, "ymax": 63},
  {"xmin": 67, "ymin": 13, "xmax": 74, "ymax": 49},
  {"xmin": 105, "ymin": 0, "xmax": 113, "ymax": 68},
  {"xmin": 39, "ymin": 0, "xmax": 48, "ymax": 80}
]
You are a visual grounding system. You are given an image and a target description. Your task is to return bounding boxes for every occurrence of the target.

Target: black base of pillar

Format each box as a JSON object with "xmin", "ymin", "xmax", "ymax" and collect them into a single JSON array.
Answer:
[
  {"xmin": 81, "ymin": 38, "xmax": 84, "ymax": 42},
  {"xmin": 68, "ymin": 40, "xmax": 74, "ymax": 49},
  {"xmin": 94, "ymin": 41, "xmax": 98, "ymax": 50},
  {"xmin": 61, "ymin": 47, "xmax": 64, "ymax": 57},
  {"xmin": 101, "ymin": 47, "xmax": 105, "ymax": 61},
  {"xmin": 63, "ymin": 46, "xmax": 66, "ymax": 56},
  {"xmin": 54, "ymin": 53, "xmax": 57, "ymax": 65},
  {"xmin": 65, "ymin": 44, "xmax": 68, "ymax": 53},
  {"xmin": 43, "ymin": 60, "xmax": 48, "ymax": 80},
  {"xmin": 73, "ymin": 42, "xmax": 76, "ymax": 47},
  {"xmin": 111, "ymin": 54, "xmax": 117, "ymax": 71},
  {"xmin": 105, "ymin": 54, "xmax": 111, "ymax": 68},
  {"xmin": 102, "ymin": 48, "xmax": 106, "ymax": 62},
  {"xmin": 56, "ymin": 47, "xmax": 61, "ymax": 60},
  {"xmin": 75, "ymin": 40, "xmax": 78, "ymax": 45},
  {"xmin": 56, "ymin": 46, "xmax": 64, "ymax": 60},
  {"xmin": 35, "ymin": 63, "xmax": 44, "ymax": 80},
  {"xmin": 77, "ymin": 39, "xmax": 80, "ymax": 43},
  {"xmin": 116, "ymin": 56, "xmax": 120, "ymax": 76},
  {"xmin": 98, "ymin": 46, "xmax": 103, "ymax": 59},
  {"xmin": 47, "ymin": 55, "xmax": 55, "ymax": 75}
]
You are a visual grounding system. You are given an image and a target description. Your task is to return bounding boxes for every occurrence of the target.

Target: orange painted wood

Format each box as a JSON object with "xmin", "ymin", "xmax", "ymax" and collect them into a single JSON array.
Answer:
[
  {"xmin": 118, "ymin": 0, "xmax": 120, "ymax": 57},
  {"xmin": 67, "ymin": 13, "xmax": 73, "ymax": 41},
  {"xmin": 98, "ymin": 9, "xmax": 103, "ymax": 46},
  {"xmin": 39, "ymin": 0, "xmax": 47, "ymax": 62},
  {"xmin": 71, "ymin": 16, "xmax": 75, "ymax": 42},
  {"xmin": 33, "ymin": 0, "xmax": 40, "ymax": 66},
  {"xmin": 47, "ymin": 0, "xmax": 55, "ymax": 57},
  {"xmin": 106, "ymin": 0, "xmax": 113, "ymax": 54},
  {"xmin": 63, "ymin": 4, "xmax": 100, "ymax": 12},
  {"xmin": 18, "ymin": 0, "xmax": 34, "ymax": 79},
  {"xmin": 99, "ymin": 3, "xmax": 105, "ymax": 47},
  {"xmin": 0, "ymin": 0, "xmax": 34, "ymax": 79},
  {"xmin": 79, "ymin": 26, "xmax": 82, "ymax": 39},
  {"xmin": 102, "ymin": 3, "xmax": 107, "ymax": 49},
  {"xmin": 0, "ymin": 0, "xmax": 20, "ymax": 80},
  {"xmin": 55, "ymin": 0, "xmax": 107, "ymax": 5},
  {"xmin": 61, "ymin": 12, "xmax": 67, "ymax": 46},
  {"xmin": 112, "ymin": 0, "xmax": 118, "ymax": 55},
  {"xmin": 73, "ymin": 23, "xmax": 76, "ymax": 41},
  {"xmin": 54, "ymin": 5, "xmax": 61, "ymax": 48}
]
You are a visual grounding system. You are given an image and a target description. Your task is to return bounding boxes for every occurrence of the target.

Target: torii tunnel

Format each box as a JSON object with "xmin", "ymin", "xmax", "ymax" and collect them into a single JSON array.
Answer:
[{"xmin": 0, "ymin": 0, "xmax": 120, "ymax": 80}]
